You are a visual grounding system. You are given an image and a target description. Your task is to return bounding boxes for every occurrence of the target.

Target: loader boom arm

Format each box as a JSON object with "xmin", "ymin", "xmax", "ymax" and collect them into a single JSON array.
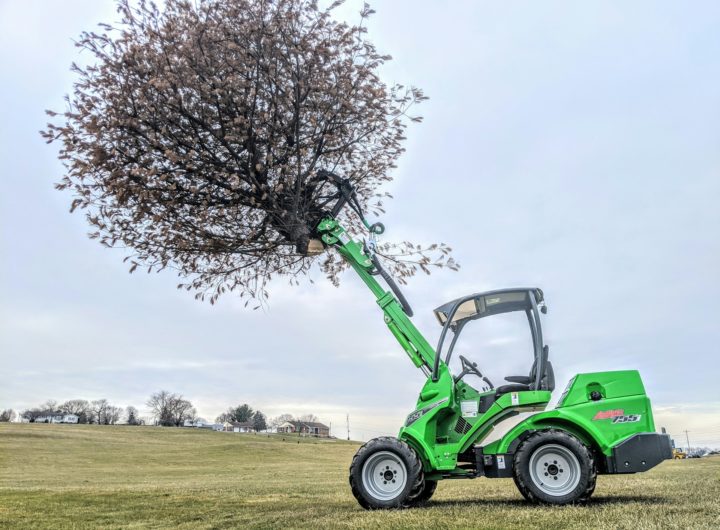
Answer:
[{"xmin": 316, "ymin": 217, "xmax": 439, "ymax": 372}]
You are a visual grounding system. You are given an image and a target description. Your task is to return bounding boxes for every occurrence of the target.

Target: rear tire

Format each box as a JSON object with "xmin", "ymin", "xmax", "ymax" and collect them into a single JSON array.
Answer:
[
  {"xmin": 349, "ymin": 437, "xmax": 423, "ymax": 510},
  {"xmin": 513, "ymin": 429, "xmax": 596, "ymax": 505}
]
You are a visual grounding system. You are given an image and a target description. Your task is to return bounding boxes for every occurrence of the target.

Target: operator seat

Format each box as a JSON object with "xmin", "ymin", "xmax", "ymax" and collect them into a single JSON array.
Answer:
[{"xmin": 495, "ymin": 346, "xmax": 555, "ymax": 396}]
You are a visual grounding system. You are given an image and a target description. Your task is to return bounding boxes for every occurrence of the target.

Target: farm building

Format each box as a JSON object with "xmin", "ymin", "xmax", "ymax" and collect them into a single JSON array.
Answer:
[{"xmin": 277, "ymin": 421, "xmax": 330, "ymax": 437}]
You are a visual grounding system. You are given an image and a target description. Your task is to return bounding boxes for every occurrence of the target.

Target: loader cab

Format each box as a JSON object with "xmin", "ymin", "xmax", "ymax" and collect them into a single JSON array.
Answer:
[{"xmin": 432, "ymin": 288, "xmax": 555, "ymax": 395}]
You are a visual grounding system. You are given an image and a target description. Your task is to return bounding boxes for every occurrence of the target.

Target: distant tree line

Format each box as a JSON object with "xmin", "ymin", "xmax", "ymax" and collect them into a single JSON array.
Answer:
[
  {"xmin": 16, "ymin": 399, "xmax": 143, "ymax": 425},
  {"xmin": 687, "ymin": 446, "xmax": 718, "ymax": 458},
  {"xmin": 268, "ymin": 413, "xmax": 320, "ymax": 429},
  {"xmin": 2, "ymin": 394, "xmax": 322, "ymax": 433}
]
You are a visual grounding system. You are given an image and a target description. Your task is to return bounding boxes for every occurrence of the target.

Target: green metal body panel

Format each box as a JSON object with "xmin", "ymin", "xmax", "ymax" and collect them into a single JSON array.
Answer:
[
  {"xmin": 483, "ymin": 370, "xmax": 656, "ymax": 457},
  {"xmin": 398, "ymin": 381, "xmax": 551, "ymax": 473},
  {"xmin": 316, "ymin": 217, "xmax": 661, "ymax": 479}
]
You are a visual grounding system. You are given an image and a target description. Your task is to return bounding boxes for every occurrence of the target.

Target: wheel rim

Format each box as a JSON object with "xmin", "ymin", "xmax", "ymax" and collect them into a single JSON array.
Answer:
[
  {"xmin": 361, "ymin": 451, "xmax": 408, "ymax": 501},
  {"xmin": 528, "ymin": 443, "xmax": 581, "ymax": 496}
]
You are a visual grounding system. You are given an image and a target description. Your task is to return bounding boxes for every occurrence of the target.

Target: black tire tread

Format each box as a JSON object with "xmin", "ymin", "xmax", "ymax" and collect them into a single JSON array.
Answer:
[
  {"xmin": 349, "ymin": 436, "xmax": 424, "ymax": 510},
  {"xmin": 405, "ymin": 479, "xmax": 437, "ymax": 507},
  {"xmin": 512, "ymin": 428, "xmax": 597, "ymax": 505}
]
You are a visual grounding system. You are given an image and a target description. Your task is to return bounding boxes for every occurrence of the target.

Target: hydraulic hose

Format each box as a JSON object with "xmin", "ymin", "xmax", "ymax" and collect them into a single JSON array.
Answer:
[
  {"xmin": 369, "ymin": 253, "xmax": 414, "ymax": 317},
  {"xmin": 316, "ymin": 169, "xmax": 413, "ymax": 317}
]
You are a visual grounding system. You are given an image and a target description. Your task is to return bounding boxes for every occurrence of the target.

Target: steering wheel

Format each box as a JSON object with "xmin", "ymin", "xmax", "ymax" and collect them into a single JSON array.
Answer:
[{"xmin": 455, "ymin": 355, "xmax": 495, "ymax": 389}]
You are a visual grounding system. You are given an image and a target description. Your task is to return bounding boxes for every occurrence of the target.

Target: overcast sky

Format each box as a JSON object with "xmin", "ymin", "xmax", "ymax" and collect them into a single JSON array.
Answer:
[{"xmin": 1, "ymin": 0, "xmax": 719, "ymax": 447}]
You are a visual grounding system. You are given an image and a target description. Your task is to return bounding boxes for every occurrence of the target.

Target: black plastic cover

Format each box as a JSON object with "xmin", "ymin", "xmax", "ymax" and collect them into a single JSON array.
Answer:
[{"xmin": 605, "ymin": 433, "xmax": 673, "ymax": 474}]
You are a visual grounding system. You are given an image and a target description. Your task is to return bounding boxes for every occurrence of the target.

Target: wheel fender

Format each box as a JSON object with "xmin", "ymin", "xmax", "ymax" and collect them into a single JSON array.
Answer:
[
  {"xmin": 493, "ymin": 410, "xmax": 606, "ymax": 456},
  {"xmin": 397, "ymin": 431, "xmax": 437, "ymax": 471}
]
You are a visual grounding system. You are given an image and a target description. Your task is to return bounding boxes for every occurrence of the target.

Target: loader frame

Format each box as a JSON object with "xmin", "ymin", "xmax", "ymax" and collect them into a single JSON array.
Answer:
[
  {"xmin": 315, "ymin": 216, "xmax": 671, "ymax": 482},
  {"xmin": 310, "ymin": 172, "xmax": 670, "ymax": 508}
]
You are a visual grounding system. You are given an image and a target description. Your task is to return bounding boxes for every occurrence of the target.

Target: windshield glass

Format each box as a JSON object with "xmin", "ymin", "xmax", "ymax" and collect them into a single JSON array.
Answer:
[
  {"xmin": 445, "ymin": 310, "xmax": 533, "ymax": 386},
  {"xmin": 435, "ymin": 289, "xmax": 536, "ymax": 326}
]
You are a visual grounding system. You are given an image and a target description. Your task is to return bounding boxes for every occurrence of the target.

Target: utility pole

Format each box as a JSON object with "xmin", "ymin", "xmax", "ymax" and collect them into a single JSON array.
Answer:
[
  {"xmin": 329, "ymin": 421, "xmax": 332, "ymax": 438},
  {"xmin": 346, "ymin": 414, "xmax": 350, "ymax": 441},
  {"xmin": 684, "ymin": 430, "xmax": 691, "ymax": 453}
]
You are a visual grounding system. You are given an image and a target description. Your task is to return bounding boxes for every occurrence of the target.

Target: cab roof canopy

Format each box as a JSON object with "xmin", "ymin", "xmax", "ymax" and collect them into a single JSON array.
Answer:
[{"xmin": 433, "ymin": 288, "xmax": 545, "ymax": 327}]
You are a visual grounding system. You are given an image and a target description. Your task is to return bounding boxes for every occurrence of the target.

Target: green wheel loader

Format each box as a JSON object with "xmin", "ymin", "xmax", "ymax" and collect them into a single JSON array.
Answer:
[{"xmin": 307, "ymin": 171, "xmax": 671, "ymax": 509}]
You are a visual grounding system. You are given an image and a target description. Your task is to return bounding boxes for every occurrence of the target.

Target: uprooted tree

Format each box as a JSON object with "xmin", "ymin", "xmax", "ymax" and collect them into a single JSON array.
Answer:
[{"xmin": 44, "ymin": 0, "xmax": 457, "ymax": 304}]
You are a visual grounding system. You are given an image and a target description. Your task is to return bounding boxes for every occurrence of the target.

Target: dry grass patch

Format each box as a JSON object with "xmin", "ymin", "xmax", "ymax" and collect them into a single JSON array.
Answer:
[{"xmin": 0, "ymin": 424, "xmax": 718, "ymax": 529}]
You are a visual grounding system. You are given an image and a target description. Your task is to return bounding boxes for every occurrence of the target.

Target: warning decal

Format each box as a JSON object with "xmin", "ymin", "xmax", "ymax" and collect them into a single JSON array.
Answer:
[{"xmin": 461, "ymin": 400, "xmax": 478, "ymax": 418}]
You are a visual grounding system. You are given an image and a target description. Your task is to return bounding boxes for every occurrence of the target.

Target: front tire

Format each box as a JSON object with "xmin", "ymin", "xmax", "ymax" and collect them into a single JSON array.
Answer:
[
  {"xmin": 406, "ymin": 478, "xmax": 437, "ymax": 506},
  {"xmin": 513, "ymin": 429, "xmax": 596, "ymax": 505},
  {"xmin": 349, "ymin": 437, "xmax": 423, "ymax": 509}
]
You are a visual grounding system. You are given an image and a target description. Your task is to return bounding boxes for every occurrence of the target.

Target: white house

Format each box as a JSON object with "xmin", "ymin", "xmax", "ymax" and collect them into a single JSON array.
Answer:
[
  {"xmin": 184, "ymin": 419, "xmax": 223, "ymax": 431},
  {"xmin": 35, "ymin": 413, "xmax": 79, "ymax": 424},
  {"xmin": 35, "ymin": 412, "xmax": 63, "ymax": 423},
  {"xmin": 194, "ymin": 422, "xmax": 223, "ymax": 431},
  {"xmin": 277, "ymin": 420, "xmax": 330, "ymax": 437},
  {"xmin": 223, "ymin": 421, "xmax": 254, "ymax": 433}
]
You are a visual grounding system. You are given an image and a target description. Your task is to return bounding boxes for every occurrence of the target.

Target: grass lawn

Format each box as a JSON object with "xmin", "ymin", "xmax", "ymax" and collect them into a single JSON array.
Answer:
[{"xmin": 0, "ymin": 424, "xmax": 718, "ymax": 529}]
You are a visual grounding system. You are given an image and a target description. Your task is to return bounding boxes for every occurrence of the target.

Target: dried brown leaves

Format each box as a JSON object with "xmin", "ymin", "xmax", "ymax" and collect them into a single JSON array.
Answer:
[{"xmin": 44, "ymin": 0, "xmax": 457, "ymax": 304}]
